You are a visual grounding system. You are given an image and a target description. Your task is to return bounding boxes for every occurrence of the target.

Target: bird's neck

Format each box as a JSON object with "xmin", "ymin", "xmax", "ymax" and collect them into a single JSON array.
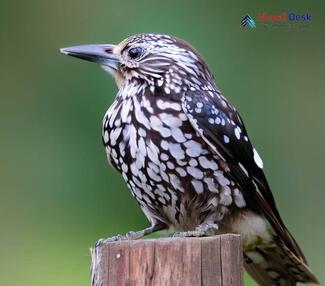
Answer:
[{"xmin": 117, "ymin": 80, "xmax": 147, "ymax": 100}]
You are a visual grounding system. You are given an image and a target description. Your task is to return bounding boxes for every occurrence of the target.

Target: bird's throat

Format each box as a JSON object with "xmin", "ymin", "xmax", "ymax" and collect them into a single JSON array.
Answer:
[{"xmin": 101, "ymin": 65, "xmax": 125, "ymax": 89}]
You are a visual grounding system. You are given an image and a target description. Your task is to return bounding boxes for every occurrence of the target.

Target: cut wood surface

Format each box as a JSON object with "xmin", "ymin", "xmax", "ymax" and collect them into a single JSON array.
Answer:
[{"xmin": 91, "ymin": 234, "xmax": 243, "ymax": 286}]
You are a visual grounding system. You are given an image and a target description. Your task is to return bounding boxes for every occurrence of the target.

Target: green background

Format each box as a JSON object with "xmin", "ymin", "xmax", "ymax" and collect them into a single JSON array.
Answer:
[{"xmin": 0, "ymin": 0, "xmax": 324, "ymax": 285}]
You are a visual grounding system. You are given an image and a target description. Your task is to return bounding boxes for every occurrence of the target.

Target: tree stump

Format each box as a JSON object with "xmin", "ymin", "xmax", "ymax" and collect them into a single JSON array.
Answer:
[{"xmin": 90, "ymin": 234, "xmax": 243, "ymax": 286}]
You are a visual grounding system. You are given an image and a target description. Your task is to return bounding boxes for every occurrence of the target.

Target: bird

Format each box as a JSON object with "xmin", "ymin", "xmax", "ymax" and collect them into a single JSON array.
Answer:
[{"xmin": 60, "ymin": 33, "xmax": 319, "ymax": 286}]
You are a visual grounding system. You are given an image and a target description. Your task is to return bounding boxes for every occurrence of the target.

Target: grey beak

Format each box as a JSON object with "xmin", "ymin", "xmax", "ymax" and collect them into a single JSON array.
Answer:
[{"xmin": 60, "ymin": 44, "xmax": 119, "ymax": 69}]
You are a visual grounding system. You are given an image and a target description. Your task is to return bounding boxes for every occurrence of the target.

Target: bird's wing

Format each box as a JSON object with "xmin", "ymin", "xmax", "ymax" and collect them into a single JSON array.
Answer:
[{"xmin": 181, "ymin": 90, "xmax": 307, "ymax": 263}]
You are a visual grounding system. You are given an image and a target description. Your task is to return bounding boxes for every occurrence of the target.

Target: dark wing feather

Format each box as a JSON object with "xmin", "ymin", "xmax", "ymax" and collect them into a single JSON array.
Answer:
[{"xmin": 181, "ymin": 90, "xmax": 307, "ymax": 263}]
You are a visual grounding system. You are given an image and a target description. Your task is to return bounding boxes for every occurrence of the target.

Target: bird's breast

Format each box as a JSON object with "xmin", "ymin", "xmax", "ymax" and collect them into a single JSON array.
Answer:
[{"xmin": 102, "ymin": 93, "xmax": 247, "ymax": 229}]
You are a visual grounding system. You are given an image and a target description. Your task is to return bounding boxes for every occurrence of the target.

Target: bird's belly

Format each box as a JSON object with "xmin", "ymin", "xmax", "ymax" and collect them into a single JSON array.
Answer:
[
  {"xmin": 102, "ymin": 97, "xmax": 247, "ymax": 230},
  {"xmin": 222, "ymin": 210, "xmax": 274, "ymax": 251}
]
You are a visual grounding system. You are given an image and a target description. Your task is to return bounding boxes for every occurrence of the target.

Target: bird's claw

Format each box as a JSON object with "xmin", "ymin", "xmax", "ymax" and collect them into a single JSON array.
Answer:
[
  {"xmin": 95, "ymin": 234, "xmax": 126, "ymax": 247},
  {"xmin": 95, "ymin": 238, "xmax": 104, "ymax": 247},
  {"xmin": 95, "ymin": 231, "xmax": 141, "ymax": 247},
  {"xmin": 173, "ymin": 223, "xmax": 219, "ymax": 238},
  {"xmin": 173, "ymin": 230, "xmax": 204, "ymax": 237}
]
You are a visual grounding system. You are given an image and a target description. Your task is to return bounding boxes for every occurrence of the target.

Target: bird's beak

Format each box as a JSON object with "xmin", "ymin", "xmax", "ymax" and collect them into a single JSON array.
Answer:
[{"xmin": 60, "ymin": 44, "xmax": 119, "ymax": 70}]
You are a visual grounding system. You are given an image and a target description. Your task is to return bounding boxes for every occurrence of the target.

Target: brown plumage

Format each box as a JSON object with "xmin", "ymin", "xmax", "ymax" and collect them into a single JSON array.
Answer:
[{"xmin": 61, "ymin": 34, "xmax": 319, "ymax": 285}]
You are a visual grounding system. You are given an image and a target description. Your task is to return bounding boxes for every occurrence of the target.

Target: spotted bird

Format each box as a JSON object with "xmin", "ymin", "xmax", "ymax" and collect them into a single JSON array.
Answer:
[{"xmin": 61, "ymin": 34, "xmax": 319, "ymax": 286}]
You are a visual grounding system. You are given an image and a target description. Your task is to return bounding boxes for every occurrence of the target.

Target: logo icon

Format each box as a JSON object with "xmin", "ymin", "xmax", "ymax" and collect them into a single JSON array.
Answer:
[{"xmin": 241, "ymin": 15, "xmax": 256, "ymax": 28}]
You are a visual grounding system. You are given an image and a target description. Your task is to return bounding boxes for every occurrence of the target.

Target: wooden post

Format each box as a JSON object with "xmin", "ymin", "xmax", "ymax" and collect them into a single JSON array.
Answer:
[{"xmin": 90, "ymin": 234, "xmax": 243, "ymax": 286}]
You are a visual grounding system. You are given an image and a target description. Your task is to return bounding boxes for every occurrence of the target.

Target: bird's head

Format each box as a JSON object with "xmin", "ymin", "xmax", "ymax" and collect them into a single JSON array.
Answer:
[{"xmin": 60, "ymin": 34, "xmax": 215, "ymax": 92}]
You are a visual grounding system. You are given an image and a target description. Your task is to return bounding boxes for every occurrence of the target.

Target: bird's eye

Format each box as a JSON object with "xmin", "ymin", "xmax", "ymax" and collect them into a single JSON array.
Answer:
[{"xmin": 128, "ymin": 47, "xmax": 143, "ymax": 59}]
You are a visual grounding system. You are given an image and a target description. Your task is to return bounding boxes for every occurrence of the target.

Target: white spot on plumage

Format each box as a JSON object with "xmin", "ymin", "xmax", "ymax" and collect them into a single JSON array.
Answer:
[
  {"xmin": 134, "ymin": 99, "xmax": 149, "ymax": 126},
  {"xmin": 107, "ymin": 101, "xmax": 121, "ymax": 127},
  {"xmin": 223, "ymin": 135, "xmax": 229, "ymax": 144},
  {"xmin": 189, "ymin": 158, "xmax": 198, "ymax": 167},
  {"xmin": 138, "ymin": 128, "xmax": 146, "ymax": 137},
  {"xmin": 149, "ymin": 115, "xmax": 162, "ymax": 130},
  {"xmin": 147, "ymin": 140, "xmax": 160, "ymax": 164},
  {"xmin": 160, "ymin": 162, "xmax": 167, "ymax": 171},
  {"xmin": 158, "ymin": 197, "xmax": 166, "ymax": 204},
  {"xmin": 233, "ymin": 188, "xmax": 246, "ymax": 207},
  {"xmin": 138, "ymin": 137, "xmax": 147, "ymax": 158},
  {"xmin": 160, "ymin": 153, "xmax": 169, "ymax": 161},
  {"xmin": 160, "ymin": 170, "xmax": 169, "ymax": 182},
  {"xmin": 196, "ymin": 102, "xmax": 203, "ymax": 108},
  {"xmin": 122, "ymin": 172, "xmax": 128, "ymax": 181},
  {"xmin": 148, "ymin": 162, "xmax": 159, "ymax": 173},
  {"xmin": 120, "ymin": 99, "xmax": 132, "ymax": 123},
  {"xmin": 174, "ymin": 86, "xmax": 181, "ymax": 93},
  {"xmin": 169, "ymin": 103, "xmax": 182, "ymax": 111},
  {"xmin": 184, "ymin": 140, "xmax": 202, "ymax": 157},
  {"xmin": 159, "ymin": 113, "xmax": 182, "ymax": 128},
  {"xmin": 119, "ymin": 142, "xmax": 125, "ymax": 157},
  {"xmin": 169, "ymin": 143, "xmax": 185, "ymax": 160},
  {"xmin": 172, "ymin": 128, "xmax": 187, "ymax": 143},
  {"xmin": 198, "ymin": 156, "xmax": 218, "ymax": 170},
  {"xmin": 156, "ymin": 99, "xmax": 169, "ymax": 110},
  {"xmin": 179, "ymin": 114, "xmax": 187, "ymax": 122},
  {"xmin": 135, "ymin": 157, "xmax": 145, "ymax": 172},
  {"xmin": 219, "ymin": 186, "xmax": 232, "ymax": 206},
  {"xmin": 103, "ymin": 130, "xmax": 109, "ymax": 144},
  {"xmin": 167, "ymin": 161, "xmax": 175, "ymax": 169},
  {"xmin": 129, "ymin": 125, "xmax": 138, "ymax": 158},
  {"xmin": 130, "ymin": 162, "xmax": 139, "ymax": 177},
  {"xmin": 147, "ymin": 167, "xmax": 161, "ymax": 182},
  {"xmin": 234, "ymin": 127, "xmax": 241, "ymax": 140},
  {"xmin": 169, "ymin": 174, "xmax": 184, "ymax": 192},
  {"xmin": 253, "ymin": 148, "xmax": 263, "ymax": 169},
  {"xmin": 159, "ymin": 127, "xmax": 172, "ymax": 137},
  {"xmin": 111, "ymin": 149, "xmax": 118, "ymax": 160},
  {"xmin": 215, "ymin": 171, "xmax": 230, "ymax": 186},
  {"xmin": 161, "ymin": 140, "xmax": 169, "ymax": 150},
  {"xmin": 114, "ymin": 118, "xmax": 121, "ymax": 127},
  {"xmin": 121, "ymin": 163, "xmax": 128, "ymax": 173},
  {"xmin": 187, "ymin": 166, "xmax": 203, "ymax": 179},
  {"xmin": 191, "ymin": 179, "xmax": 204, "ymax": 194},
  {"xmin": 157, "ymin": 78, "xmax": 164, "ymax": 87},
  {"xmin": 204, "ymin": 177, "xmax": 218, "ymax": 192},
  {"xmin": 176, "ymin": 167, "xmax": 186, "ymax": 177},
  {"xmin": 110, "ymin": 127, "xmax": 122, "ymax": 146},
  {"xmin": 142, "ymin": 97, "xmax": 154, "ymax": 113}
]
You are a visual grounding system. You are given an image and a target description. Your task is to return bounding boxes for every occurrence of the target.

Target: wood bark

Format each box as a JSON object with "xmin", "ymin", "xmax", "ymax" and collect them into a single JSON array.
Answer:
[{"xmin": 90, "ymin": 234, "xmax": 243, "ymax": 286}]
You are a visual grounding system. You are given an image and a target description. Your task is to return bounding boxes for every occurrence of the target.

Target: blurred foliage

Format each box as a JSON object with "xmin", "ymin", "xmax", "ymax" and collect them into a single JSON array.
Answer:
[{"xmin": 0, "ymin": 0, "xmax": 324, "ymax": 285}]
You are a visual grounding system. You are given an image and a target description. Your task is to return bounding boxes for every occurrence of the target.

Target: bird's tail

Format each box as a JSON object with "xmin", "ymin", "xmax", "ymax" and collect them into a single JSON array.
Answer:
[{"xmin": 244, "ymin": 239, "xmax": 319, "ymax": 286}]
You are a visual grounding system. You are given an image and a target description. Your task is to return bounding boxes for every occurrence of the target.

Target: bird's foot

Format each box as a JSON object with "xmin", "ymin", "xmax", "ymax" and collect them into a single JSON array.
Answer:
[
  {"xmin": 95, "ymin": 224, "xmax": 166, "ymax": 247},
  {"xmin": 173, "ymin": 223, "xmax": 219, "ymax": 238},
  {"xmin": 173, "ymin": 230, "xmax": 206, "ymax": 237},
  {"xmin": 95, "ymin": 231, "xmax": 142, "ymax": 246}
]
